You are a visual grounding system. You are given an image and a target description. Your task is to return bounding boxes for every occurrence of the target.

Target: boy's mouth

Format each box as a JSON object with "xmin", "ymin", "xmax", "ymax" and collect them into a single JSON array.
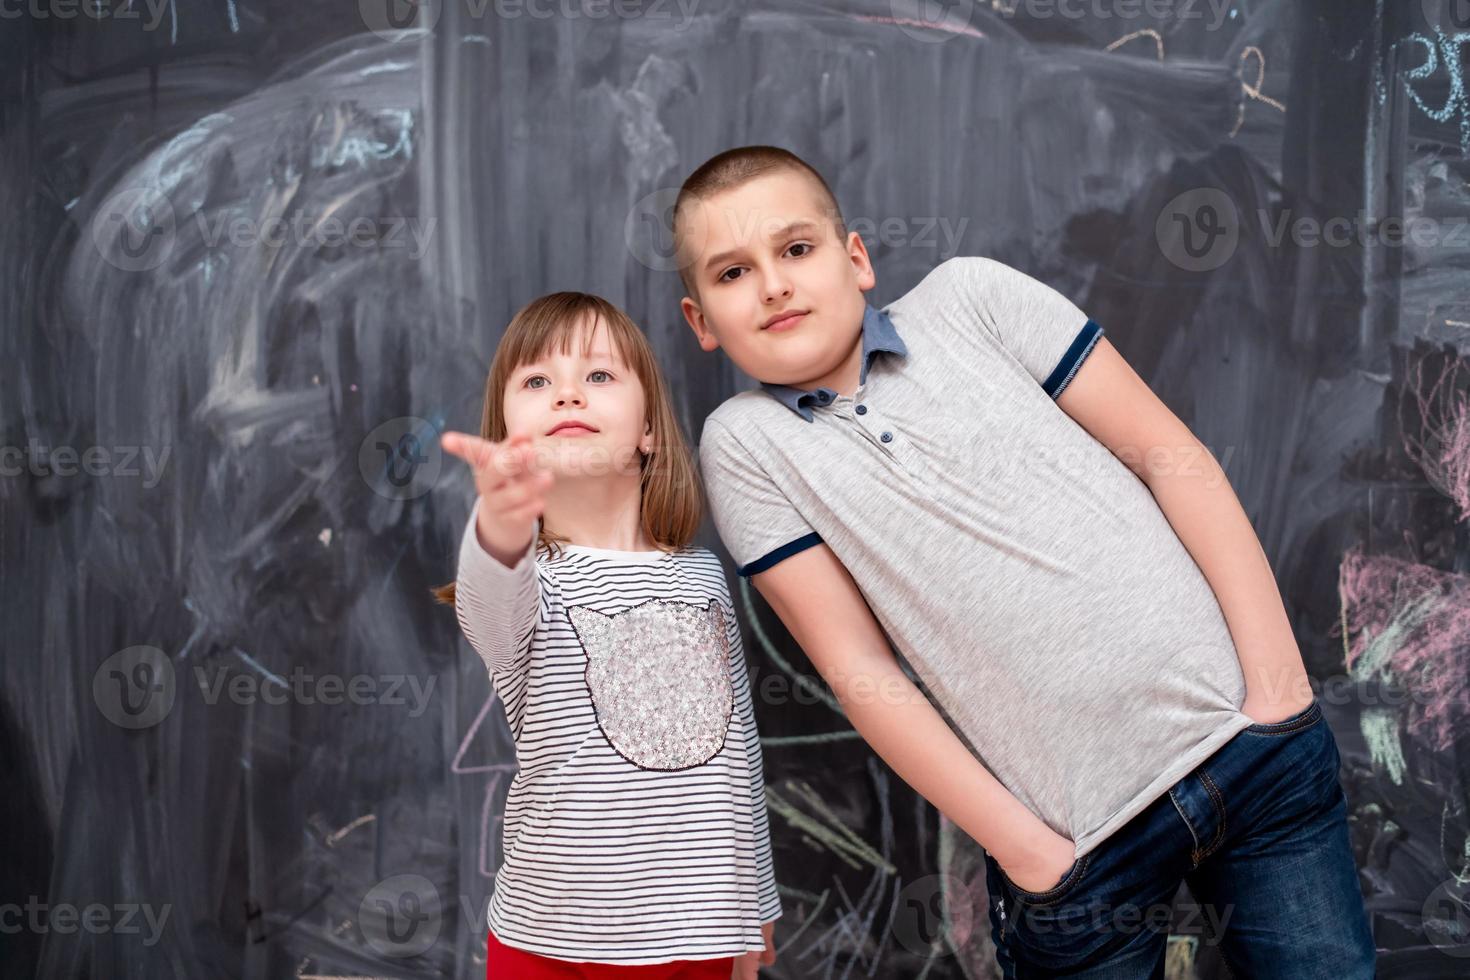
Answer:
[{"xmin": 762, "ymin": 309, "xmax": 808, "ymax": 332}]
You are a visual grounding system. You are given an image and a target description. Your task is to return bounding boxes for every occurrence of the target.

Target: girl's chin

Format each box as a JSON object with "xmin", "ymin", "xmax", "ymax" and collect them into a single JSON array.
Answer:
[{"xmin": 538, "ymin": 445, "xmax": 645, "ymax": 479}]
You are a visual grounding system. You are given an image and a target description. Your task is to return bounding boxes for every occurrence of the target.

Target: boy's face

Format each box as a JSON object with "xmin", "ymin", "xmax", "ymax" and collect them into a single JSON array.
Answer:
[{"xmin": 678, "ymin": 172, "xmax": 876, "ymax": 387}]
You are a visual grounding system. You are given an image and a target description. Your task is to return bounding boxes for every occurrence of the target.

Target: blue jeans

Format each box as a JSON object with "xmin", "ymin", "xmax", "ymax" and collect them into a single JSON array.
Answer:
[{"xmin": 983, "ymin": 697, "xmax": 1376, "ymax": 978}]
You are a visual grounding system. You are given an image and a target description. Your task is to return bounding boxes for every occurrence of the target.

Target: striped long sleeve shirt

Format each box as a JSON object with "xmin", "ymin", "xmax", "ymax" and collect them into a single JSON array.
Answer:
[{"xmin": 454, "ymin": 500, "xmax": 782, "ymax": 964}]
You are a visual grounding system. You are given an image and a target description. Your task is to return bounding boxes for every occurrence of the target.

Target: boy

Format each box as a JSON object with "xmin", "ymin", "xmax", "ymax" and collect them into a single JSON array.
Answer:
[{"xmin": 674, "ymin": 146, "xmax": 1375, "ymax": 978}]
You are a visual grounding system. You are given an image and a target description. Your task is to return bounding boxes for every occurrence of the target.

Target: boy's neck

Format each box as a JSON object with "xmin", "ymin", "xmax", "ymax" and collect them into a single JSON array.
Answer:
[{"xmin": 790, "ymin": 329, "xmax": 863, "ymax": 397}]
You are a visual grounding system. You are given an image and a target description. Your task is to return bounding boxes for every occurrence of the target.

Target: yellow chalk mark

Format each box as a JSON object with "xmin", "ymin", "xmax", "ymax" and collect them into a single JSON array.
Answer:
[
  {"xmin": 1234, "ymin": 46, "xmax": 1287, "ymax": 137},
  {"xmin": 325, "ymin": 813, "xmax": 375, "ymax": 847},
  {"xmin": 1106, "ymin": 29, "xmax": 1164, "ymax": 61}
]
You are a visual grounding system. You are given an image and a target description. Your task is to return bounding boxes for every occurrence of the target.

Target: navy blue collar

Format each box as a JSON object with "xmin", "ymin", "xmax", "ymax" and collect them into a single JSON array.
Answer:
[{"xmin": 760, "ymin": 304, "xmax": 908, "ymax": 422}]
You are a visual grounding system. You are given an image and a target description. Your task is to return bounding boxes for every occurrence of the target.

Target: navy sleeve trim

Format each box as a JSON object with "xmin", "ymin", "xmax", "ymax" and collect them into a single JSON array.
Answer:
[
  {"xmin": 1042, "ymin": 319, "xmax": 1104, "ymax": 399},
  {"xmin": 736, "ymin": 532, "xmax": 824, "ymax": 578}
]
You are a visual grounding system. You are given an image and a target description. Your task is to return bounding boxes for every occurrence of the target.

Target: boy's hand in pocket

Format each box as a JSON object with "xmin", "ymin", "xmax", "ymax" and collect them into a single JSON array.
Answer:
[{"xmin": 998, "ymin": 829, "xmax": 1078, "ymax": 894}]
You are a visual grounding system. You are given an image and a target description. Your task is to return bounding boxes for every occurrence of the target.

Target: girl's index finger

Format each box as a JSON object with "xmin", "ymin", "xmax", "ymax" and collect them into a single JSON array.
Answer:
[{"xmin": 442, "ymin": 431, "xmax": 498, "ymax": 474}]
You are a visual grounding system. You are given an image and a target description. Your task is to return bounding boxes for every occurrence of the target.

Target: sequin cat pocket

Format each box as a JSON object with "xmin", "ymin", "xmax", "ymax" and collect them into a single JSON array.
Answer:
[{"xmin": 567, "ymin": 598, "xmax": 734, "ymax": 772}]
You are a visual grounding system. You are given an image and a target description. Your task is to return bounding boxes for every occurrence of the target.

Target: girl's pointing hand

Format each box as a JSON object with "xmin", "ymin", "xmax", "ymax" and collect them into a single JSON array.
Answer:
[{"xmin": 442, "ymin": 431, "xmax": 554, "ymax": 566}]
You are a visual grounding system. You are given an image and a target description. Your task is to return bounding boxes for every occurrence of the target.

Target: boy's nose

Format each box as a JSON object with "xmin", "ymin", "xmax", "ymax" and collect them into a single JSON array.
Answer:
[{"xmin": 762, "ymin": 271, "xmax": 793, "ymax": 302}]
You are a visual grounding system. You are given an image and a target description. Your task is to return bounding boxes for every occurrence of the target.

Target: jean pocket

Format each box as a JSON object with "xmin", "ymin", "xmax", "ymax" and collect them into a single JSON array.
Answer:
[
  {"xmin": 1242, "ymin": 697, "xmax": 1322, "ymax": 736},
  {"xmin": 1001, "ymin": 852, "xmax": 1091, "ymax": 907}
]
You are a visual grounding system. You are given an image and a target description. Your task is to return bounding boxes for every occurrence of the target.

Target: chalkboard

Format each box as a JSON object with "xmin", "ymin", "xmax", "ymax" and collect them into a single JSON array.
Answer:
[{"xmin": 5, "ymin": 1, "xmax": 1469, "ymax": 977}]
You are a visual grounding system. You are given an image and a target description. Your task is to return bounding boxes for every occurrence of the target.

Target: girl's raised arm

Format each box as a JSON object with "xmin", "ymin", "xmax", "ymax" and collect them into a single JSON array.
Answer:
[
  {"xmin": 444, "ymin": 431, "xmax": 553, "ymax": 673},
  {"xmin": 453, "ymin": 498, "xmax": 545, "ymax": 674}
]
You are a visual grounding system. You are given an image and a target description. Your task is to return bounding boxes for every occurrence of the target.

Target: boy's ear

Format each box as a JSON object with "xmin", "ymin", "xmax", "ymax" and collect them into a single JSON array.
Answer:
[
  {"xmin": 845, "ymin": 229, "xmax": 878, "ymax": 292},
  {"xmin": 680, "ymin": 296, "xmax": 721, "ymax": 353}
]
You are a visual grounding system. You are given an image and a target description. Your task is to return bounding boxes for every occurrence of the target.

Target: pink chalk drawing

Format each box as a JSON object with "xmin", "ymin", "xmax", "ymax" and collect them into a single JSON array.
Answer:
[
  {"xmin": 1396, "ymin": 344, "xmax": 1470, "ymax": 523},
  {"xmin": 1335, "ymin": 545, "xmax": 1470, "ymax": 753},
  {"xmin": 452, "ymin": 694, "xmax": 517, "ymax": 878}
]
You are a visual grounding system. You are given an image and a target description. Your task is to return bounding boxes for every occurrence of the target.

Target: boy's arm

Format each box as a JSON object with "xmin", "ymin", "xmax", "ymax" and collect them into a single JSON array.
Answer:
[
  {"xmin": 750, "ymin": 541, "xmax": 1076, "ymax": 890},
  {"xmin": 951, "ymin": 256, "xmax": 1310, "ymax": 722},
  {"xmin": 1054, "ymin": 337, "xmax": 1313, "ymax": 723}
]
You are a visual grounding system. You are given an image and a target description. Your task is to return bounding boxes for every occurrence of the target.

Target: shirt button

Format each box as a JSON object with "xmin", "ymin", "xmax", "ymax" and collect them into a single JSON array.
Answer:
[
  {"xmin": 880, "ymin": 431, "xmax": 893, "ymax": 443},
  {"xmin": 856, "ymin": 404, "xmax": 868, "ymax": 415},
  {"xmin": 818, "ymin": 391, "xmax": 831, "ymax": 402}
]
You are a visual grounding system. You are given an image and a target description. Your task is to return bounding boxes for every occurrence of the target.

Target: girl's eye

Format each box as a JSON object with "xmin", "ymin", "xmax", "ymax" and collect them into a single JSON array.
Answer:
[{"xmin": 523, "ymin": 370, "xmax": 612, "ymax": 389}]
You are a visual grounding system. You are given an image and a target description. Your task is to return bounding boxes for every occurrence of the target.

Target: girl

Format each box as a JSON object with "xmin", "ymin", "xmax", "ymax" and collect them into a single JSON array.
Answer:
[{"xmin": 434, "ymin": 292, "xmax": 780, "ymax": 979}]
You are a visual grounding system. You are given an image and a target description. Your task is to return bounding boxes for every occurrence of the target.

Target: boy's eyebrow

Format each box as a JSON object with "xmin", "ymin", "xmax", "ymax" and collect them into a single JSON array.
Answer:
[{"xmin": 701, "ymin": 219, "xmax": 822, "ymax": 275}]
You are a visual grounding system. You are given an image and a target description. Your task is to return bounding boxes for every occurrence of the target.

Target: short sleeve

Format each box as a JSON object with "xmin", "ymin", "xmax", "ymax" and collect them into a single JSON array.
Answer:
[
  {"xmin": 698, "ymin": 418, "xmax": 821, "ymax": 577},
  {"xmin": 958, "ymin": 256, "xmax": 1104, "ymax": 399}
]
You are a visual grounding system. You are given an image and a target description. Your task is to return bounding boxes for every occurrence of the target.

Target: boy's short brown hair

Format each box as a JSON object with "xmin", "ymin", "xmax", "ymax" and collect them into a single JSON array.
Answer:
[{"xmin": 672, "ymin": 146, "xmax": 847, "ymax": 299}]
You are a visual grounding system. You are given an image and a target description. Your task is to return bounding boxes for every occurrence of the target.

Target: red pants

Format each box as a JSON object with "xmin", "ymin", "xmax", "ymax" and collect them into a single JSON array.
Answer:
[{"xmin": 487, "ymin": 930, "xmax": 735, "ymax": 979}]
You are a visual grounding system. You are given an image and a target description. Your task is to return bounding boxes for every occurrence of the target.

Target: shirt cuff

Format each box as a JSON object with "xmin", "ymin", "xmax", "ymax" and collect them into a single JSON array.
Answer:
[{"xmin": 457, "ymin": 498, "xmax": 539, "ymax": 586}]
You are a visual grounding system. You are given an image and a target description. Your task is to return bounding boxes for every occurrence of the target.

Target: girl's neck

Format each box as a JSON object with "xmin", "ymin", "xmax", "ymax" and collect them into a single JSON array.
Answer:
[{"xmin": 541, "ymin": 473, "xmax": 655, "ymax": 552}]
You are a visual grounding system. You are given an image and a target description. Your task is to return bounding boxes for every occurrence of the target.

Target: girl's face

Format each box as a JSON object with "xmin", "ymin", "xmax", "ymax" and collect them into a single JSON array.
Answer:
[{"xmin": 501, "ymin": 315, "xmax": 652, "ymax": 479}]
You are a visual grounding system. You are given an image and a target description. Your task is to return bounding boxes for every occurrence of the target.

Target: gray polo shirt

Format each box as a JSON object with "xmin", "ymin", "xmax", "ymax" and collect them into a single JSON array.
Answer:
[{"xmin": 698, "ymin": 256, "xmax": 1255, "ymax": 861}]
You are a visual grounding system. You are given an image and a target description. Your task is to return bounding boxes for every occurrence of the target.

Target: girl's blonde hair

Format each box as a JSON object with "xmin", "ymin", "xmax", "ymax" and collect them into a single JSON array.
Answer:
[{"xmin": 432, "ymin": 292, "xmax": 702, "ymax": 606}]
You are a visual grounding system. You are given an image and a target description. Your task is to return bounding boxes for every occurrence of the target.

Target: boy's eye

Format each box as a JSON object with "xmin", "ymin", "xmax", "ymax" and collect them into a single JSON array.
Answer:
[{"xmin": 716, "ymin": 242, "xmax": 813, "ymax": 283}]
